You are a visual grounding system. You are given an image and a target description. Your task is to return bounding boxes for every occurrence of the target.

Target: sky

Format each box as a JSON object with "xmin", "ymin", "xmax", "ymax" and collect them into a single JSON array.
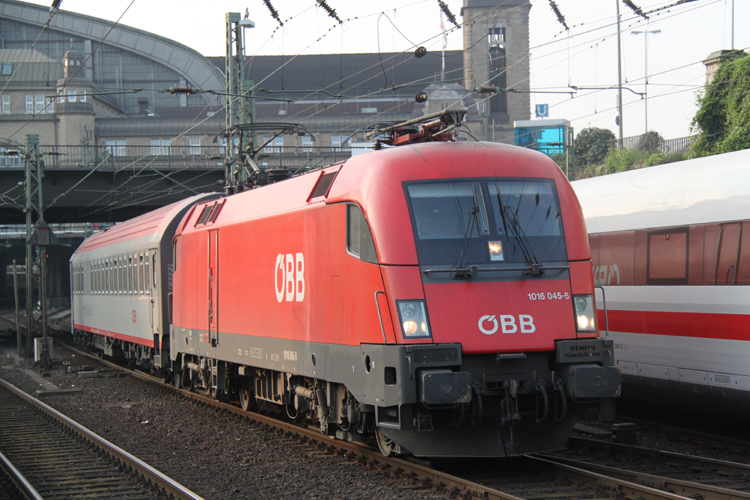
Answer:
[{"xmin": 24, "ymin": 0, "xmax": 749, "ymax": 140}]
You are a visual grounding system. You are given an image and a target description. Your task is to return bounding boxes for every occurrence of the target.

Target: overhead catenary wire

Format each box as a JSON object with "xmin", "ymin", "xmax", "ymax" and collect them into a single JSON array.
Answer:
[{"xmin": 47, "ymin": 0, "xmax": 726, "ymax": 215}]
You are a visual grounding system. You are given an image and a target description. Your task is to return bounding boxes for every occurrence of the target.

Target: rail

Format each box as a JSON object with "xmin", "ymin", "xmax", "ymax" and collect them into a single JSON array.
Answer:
[
  {"xmin": 0, "ymin": 449, "xmax": 43, "ymax": 500},
  {"xmin": 0, "ymin": 377, "xmax": 204, "ymax": 500}
]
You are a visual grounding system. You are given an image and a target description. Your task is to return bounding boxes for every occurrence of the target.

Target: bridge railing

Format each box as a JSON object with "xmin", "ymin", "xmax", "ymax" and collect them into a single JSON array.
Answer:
[{"xmin": 29, "ymin": 145, "xmax": 354, "ymax": 170}]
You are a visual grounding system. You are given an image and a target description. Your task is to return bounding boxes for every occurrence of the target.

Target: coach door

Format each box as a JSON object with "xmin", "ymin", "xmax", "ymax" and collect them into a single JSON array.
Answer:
[
  {"xmin": 208, "ymin": 230, "xmax": 219, "ymax": 348},
  {"xmin": 148, "ymin": 249, "xmax": 158, "ymax": 336}
]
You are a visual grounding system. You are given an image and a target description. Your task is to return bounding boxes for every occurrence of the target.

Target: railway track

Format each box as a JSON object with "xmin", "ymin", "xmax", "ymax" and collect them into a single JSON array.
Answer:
[
  {"xmin": 549, "ymin": 436, "xmax": 750, "ymax": 494},
  {"xmin": 51, "ymin": 339, "xmax": 750, "ymax": 500},
  {"xmin": 0, "ymin": 377, "xmax": 204, "ymax": 500}
]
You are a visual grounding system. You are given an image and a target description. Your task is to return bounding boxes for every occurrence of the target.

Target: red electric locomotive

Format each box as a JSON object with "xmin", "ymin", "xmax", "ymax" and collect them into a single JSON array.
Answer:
[{"xmin": 169, "ymin": 140, "xmax": 620, "ymax": 457}]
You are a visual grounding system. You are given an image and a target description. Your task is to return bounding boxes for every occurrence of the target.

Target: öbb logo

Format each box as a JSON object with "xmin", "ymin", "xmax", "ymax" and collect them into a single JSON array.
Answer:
[
  {"xmin": 478, "ymin": 315, "xmax": 536, "ymax": 335},
  {"xmin": 275, "ymin": 253, "xmax": 305, "ymax": 303}
]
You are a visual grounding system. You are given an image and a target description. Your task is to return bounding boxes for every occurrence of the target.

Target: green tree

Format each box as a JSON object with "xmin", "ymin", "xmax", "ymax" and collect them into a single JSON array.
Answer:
[
  {"xmin": 573, "ymin": 127, "xmax": 616, "ymax": 167},
  {"xmin": 636, "ymin": 131, "xmax": 663, "ymax": 154},
  {"xmin": 690, "ymin": 50, "xmax": 750, "ymax": 157}
]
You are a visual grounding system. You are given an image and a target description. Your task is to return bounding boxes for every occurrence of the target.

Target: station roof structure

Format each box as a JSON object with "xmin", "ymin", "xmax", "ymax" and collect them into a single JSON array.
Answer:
[{"xmin": 0, "ymin": 0, "xmax": 225, "ymax": 114}]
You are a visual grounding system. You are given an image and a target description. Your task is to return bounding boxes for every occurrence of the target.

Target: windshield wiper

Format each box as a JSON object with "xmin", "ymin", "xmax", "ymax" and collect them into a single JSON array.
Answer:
[
  {"xmin": 453, "ymin": 205, "xmax": 481, "ymax": 278},
  {"xmin": 494, "ymin": 185, "xmax": 543, "ymax": 276}
]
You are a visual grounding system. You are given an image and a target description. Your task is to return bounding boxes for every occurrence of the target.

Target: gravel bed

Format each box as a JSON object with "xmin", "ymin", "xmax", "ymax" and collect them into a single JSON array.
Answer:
[{"xmin": 0, "ymin": 343, "xmax": 430, "ymax": 500}]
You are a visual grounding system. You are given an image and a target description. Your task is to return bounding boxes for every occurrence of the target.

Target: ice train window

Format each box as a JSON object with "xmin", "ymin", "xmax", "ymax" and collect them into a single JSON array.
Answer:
[
  {"xmin": 737, "ymin": 221, "xmax": 750, "ymax": 285},
  {"xmin": 715, "ymin": 222, "xmax": 740, "ymax": 285},
  {"xmin": 647, "ymin": 229, "xmax": 688, "ymax": 285}
]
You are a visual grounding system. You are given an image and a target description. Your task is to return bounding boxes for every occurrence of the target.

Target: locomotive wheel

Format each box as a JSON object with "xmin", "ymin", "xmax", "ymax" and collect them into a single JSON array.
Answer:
[
  {"xmin": 375, "ymin": 428, "xmax": 400, "ymax": 457},
  {"xmin": 239, "ymin": 379, "xmax": 256, "ymax": 412}
]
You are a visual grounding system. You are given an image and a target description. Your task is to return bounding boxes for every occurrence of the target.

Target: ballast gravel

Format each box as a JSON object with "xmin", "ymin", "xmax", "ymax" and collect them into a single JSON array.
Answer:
[{"xmin": 0, "ymin": 344, "xmax": 430, "ymax": 500}]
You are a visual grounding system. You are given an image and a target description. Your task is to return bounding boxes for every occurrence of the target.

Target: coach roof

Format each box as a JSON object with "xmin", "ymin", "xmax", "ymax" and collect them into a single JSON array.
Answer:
[
  {"xmin": 74, "ymin": 193, "xmax": 217, "ymax": 255},
  {"xmin": 572, "ymin": 148, "xmax": 750, "ymax": 234}
]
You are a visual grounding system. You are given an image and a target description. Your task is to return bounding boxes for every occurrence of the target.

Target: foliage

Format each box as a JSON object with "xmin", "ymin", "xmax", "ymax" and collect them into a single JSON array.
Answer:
[
  {"xmin": 690, "ymin": 51, "xmax": 750, "ymax": 157},
  {"xmin": 572, "ymin": 127, "xmax": 615, "ymax": 167},
  {"xmin": 572, "ymin": 148, "xmax": 684, "ymax": 179},
  {"xmin": 604, "ymin": 148, "xmax": 651, "ymax": 173},
  {"xmin": 642, "ymin": 151, "xmax": 685, "ymax": 167},
  {"xmin": 636, "ymin": 131, "xmax": 663, "ymax": 154}
]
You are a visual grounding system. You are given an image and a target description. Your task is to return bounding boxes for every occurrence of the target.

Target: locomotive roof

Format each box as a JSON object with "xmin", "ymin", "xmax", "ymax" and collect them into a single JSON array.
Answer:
[
  {"xmin": 74, "ymin": 193, "xmax": 217, "ymax": 255},
  {"xmin": 178, "ymin": 141, "xmax": 590, "ymax": 265},
  {"xmin": 571, "ymin": 148, "xmax": 750, "ymax": 233}
]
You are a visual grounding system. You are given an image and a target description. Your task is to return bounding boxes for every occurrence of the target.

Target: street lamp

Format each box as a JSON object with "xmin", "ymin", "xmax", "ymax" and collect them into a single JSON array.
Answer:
[{"xmin": 632, "ymin": 28, "xmax": 661, "ymax": 134}]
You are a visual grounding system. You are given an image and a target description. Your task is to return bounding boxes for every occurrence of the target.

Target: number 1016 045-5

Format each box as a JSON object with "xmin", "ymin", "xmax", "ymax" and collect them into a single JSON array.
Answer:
[{"xmin": 528, "ymin": 292, "xmax": 570, "ymax": 301}]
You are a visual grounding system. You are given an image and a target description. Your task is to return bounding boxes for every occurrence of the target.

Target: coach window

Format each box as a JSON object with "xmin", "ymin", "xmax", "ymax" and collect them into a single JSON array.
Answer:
[
  {"xmin": 143, "ymin": 254, "xmax": 151, "ymax": 294},
  {"xmin": 139, "ymin": 255, "xmax": 144, "ymax": 294},
  {"xmin": 346, "ymin": 204, "xmax": 377, "ymax": 264},
  {"xmin": 132, "ymin": 255, "xmax": 137, "ymax": 293},
  {"xmin": 118, "ymin": 257, "xmax": 123, "ymax": 294},
  {"xmin": 647, "ymin": 228, "xmax": 688, "ymax": 285},
  {"xmin": 152, "ymin": 254, "xmax": 157, "ymax": 289}
]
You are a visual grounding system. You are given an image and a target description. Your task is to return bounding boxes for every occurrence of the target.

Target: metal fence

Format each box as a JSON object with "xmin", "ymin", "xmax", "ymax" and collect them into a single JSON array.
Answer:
[
  {"xmin": 609, "ymin": 135, "xmax": 697, "ymax": 155},
  {"xmin": 4, "ymin": 145, "xmax": 357, "ymax": 170}
]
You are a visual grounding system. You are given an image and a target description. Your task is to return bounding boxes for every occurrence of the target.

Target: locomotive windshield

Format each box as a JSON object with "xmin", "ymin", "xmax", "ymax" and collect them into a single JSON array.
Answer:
[{"xmin": 405, "ymin": 178, "xmax": 567, "ymax": 266}]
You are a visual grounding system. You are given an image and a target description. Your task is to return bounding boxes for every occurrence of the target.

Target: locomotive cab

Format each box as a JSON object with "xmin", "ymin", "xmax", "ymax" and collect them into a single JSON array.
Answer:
[{"xmin": 326, "ymin": 142, "xmax": 622, "ymax": 457}]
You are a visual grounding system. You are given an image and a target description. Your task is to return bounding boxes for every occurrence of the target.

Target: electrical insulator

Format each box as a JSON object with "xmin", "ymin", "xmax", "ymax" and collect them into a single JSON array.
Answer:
[
  {"xmin": 414, "ymin": 46, "xmax": 427, "ymax": 58},
  {"xmin": 263, "ymin": 0, "xmax": 283, "ymax": 26},
  {"xmin": 316, "ymin": 0, "xmax": 342, "ymax": 23},
  {"xmin": 437, "ymin": 0, "xmax": 459, "ymax": 28},
  {"xmin": 622, "ymin": 0, "xmax": 647, "ymax": 18},
  {"xmin": 475, "ymin": 86, "xmax": 499, "ymax": 94},
  {"xmin": 548, "ymin": 1, "xmax": 569, "ymax": 30},
  {"xmin": 415, "ymin": 92, "xmax": 428, "ymax": 103},
  {"xmin": 170, "ymin": 85, "xmax": 193, "ymax": 95}
]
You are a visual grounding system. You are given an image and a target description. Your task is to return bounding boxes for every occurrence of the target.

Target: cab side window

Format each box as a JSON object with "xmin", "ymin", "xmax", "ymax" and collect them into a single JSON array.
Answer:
[{"xmin": 347, "ymin": 204, "xmax": 377, "ymax": 264}]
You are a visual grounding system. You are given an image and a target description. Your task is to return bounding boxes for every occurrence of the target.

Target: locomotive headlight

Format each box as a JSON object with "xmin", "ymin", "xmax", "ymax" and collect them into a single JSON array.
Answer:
[
  {"xmin": 401, "ymin": 302, "xmax": 417, "ymax": 318},
  {"xmin": 403, "ymin": 320, "xmax": 418, "ymax": 335},
  {"xmin": 573, "ymin": 294, "xmax": 597, "ymax": 333},
  {"xmin": 488, "ymin": 240, "xmax": 504, "ymax": 261},
  {"xmin": 397, "ymin": 300, "xmax": 432, "ymax": 339}
]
